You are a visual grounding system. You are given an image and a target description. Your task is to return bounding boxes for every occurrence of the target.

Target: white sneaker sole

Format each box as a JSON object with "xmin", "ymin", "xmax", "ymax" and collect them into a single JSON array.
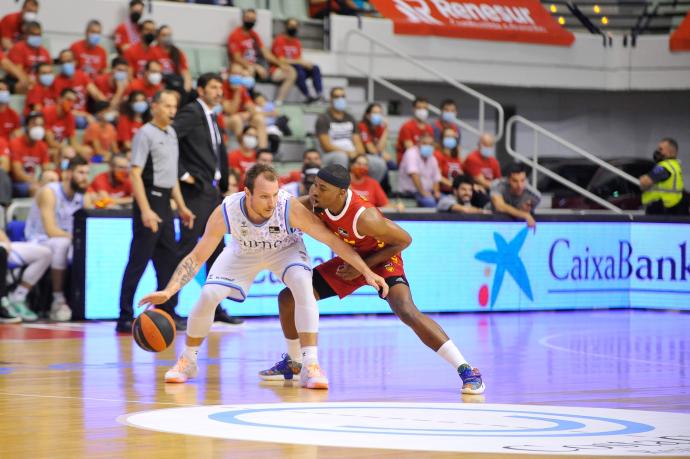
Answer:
[
  {"xmin": 461, "ymin": 382, "xmax": 486, "ymax": 395},
  {"xmin": 301, "ymin": 377, "xmax": 329, "ymax": 390}
]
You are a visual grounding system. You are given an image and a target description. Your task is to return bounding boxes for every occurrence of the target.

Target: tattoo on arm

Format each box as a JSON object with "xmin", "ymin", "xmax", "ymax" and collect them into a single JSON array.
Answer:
[{"xmin": 170, "ymin": 256, "xmax": 199, "ymax": 290}]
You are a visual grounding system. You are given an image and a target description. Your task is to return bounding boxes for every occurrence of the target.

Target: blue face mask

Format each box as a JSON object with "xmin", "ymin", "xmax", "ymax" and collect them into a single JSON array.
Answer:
[
  {"xmin": 212, "ymin": 104, "xmax": 223, "ymax": 115},
  {"xmin": 62, "ymin": 62, "xmax": 76, "ymax": 77},
  {"xmin": 60, "ymin": 158, "xmax": 70, "ymax": 170},
  {"xmin": 27, "ymin": 35, "xmax": 42, "ymax": 48},
  {"xmin": 332, "ymin": 97, "xmax": 347, "ymax": 111},
  {"xmin": 229, "ymin": 74, "xmax": 243, "ymax": 86},
  {"xmin": 480, "ymin": 146, "xmax": 495, "ymax": 157},
  {"xmin": 420, "ymin": 144, "xmax": 434, "ymax": 158},
  {"xmin": 87, "ymin": 33, "xmax": 101, "ymax": 46},
  {"xmin": 39, "ymin": 73, "xmax": 54, "ymax": 86},
  {"xmin": 370, "ymin": 113, "xmax": 382, "ymax": 126},
  {"xmin": 114, "ymin": 70, "xmax": 128, "ymax": 81},
  {"xmin": 443, "ymin": 136, "xmax": 458, "ymax": 150},
  {"xmin": 0, "ymin": 90, "xmax": 9, "ymax": 104},
  {"xmin": 132, "ymin": 100, "xmax": 148, "ymax": 114},
  {"xmin": 241, "ymin": 76, "xmax": 255, "ymax": 89},
  {"xmin": 441, "ymin": 111, "xmax": 456, "ymax": 123}
]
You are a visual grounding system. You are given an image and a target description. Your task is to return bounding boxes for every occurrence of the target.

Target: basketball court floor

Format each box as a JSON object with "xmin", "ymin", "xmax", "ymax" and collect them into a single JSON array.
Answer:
[{"xmin": 1, "ymin": 309, "xmax": 689, "ymax": 458}]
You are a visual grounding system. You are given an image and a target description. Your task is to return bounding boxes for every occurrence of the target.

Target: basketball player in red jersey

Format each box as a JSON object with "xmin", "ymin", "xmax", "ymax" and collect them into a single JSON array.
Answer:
[{"xmin": 259, "ymin": 164, "xmax": 485, "ymax": 394}]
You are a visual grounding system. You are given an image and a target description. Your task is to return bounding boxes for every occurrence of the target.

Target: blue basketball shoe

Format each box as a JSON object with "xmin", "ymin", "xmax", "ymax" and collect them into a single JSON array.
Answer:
[
  {"xmin": 459, "ymin": 364, "xmax": 485, "ymax": 394},
  {"xmin": 258, "ymin": 354, "xmax": 302, "ymax": 381}
]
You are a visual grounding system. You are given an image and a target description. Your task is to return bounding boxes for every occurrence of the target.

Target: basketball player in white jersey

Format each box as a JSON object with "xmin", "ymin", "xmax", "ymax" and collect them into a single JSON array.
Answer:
[{"xmin": 139, "ymin": 164, "xmax": 389, "ymax": 389}]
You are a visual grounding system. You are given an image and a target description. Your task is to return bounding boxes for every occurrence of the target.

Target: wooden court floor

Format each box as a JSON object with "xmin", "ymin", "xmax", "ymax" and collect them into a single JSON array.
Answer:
[{"xmin": 1, "ymin": 309, "xmax": 689, "ymax": 458}]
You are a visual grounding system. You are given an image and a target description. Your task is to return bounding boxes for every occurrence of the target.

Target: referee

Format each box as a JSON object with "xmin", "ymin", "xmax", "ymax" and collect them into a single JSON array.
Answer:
[{"xmin": 117, "ymin": 90, "xmax": 195, "ymax": 333}]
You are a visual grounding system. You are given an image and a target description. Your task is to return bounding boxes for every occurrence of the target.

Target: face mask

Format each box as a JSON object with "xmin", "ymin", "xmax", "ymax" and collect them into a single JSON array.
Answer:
[
  {"xmin": 242, "ymin": 135, "xmax": 258, "ymax": 150},
  {"xmin": 147, "ymin": 72, "xmax": 162, "ymax": 85},
  {"xmin": 243, "ymin": 21, "xmax": 255, "ymax": 30},
  {"xmin": 61, "ymin": 62, "xmax": 75, "ymax": 77},
  {"xmin": 130, "ymin": 11, "xmax": 142, "ymax": 23},
  {"xmin": 441, "ymin": 111, "xmax": 456, "ymax": 123},
  {"xmin": 62, "ymin": 100, "xmax": 75, "ymax": 112},
  {"xmin": 87, "ymin": 33, "xmax": 101, "ymax": 46},
  {"xmin": 212, "ymin": 104, "xmax": 223, "ymax": 115},
  {"xmin": 114, "ymin": 70, "xmax": 128, "ymax": 81},
  {"xmin": 29, "ymin": 126, "xmax": 45, "ymax": 141},
  {"xmin": 286, "ymin": 28, "xmax": 298, "ymax": 37},
  {"xmin": 229, "ymin": 74, "xmax": 243, "ymax": 86},
  {"xmin": 480, "ymin": 146, "xmax": 495, "ymax": 157},
  {"xmin": 103, "ymin": 111, "xmax": 118, "ymax": 123},
  {"xmin": 370, "ymin": 113, "xmax": 382, "ymax": 126},
  {"xmin": 443, "ymin": 136, "xmax": 458, "ymax": 150},
  {"xmin": 352, "ymin": 166, "xmax": 368, "ymax": 178},
  {"xmin": 132, "ymin": 100, "xmax": 148, "ymax": 114},
  {"xmin": 653, "ymin": 149, "xmax": 664, "ymax": 162},
  {"xmin": 0, "ymin": 90, "xmax": 9, "ymax": 104},
  {"xmin": 27, "ymin": 35, "xmax": 42, "ymax": 48},
  {"xmin": 142, "ymin": 32, "xmax": 156, "ymax": 46},
  {"xmin": 420, "ymin": 144, "xmax": 434, "ymax": 158},
  {"xmin": 114, "ymin": 170, "xmax": 129, "ymax": 182},
  {"xmin": 60, "ymin": 158, "xmax": 70, "ymax": 170},
  {"xmin": 39, "ymin": 73, "xmax": 54, "ymax": 86},
  {"xmin": 332, "ymin": 97, "xmax": 347, "ymax": 111},
  {"xmin": 241, "ymin": 76, "xmax": 255, "ymax": 89},
  {"xmin": 414, "ymin": 108, "xmax": 429, "ymax": 122},
  {"xmin": 159, "ymin": 36, "xmax": 173, "ymax": 47},
  {"xmin": 23, "ymin": 11, "xmax": 37, "ymax": 22}
]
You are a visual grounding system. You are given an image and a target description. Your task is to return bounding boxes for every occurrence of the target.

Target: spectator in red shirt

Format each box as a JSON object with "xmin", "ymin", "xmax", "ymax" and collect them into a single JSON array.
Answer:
[
  {"xmin": 53, "ymin": 49, "xmax": 106, "ymax": 115},
  {"xmin": 24, "ymin": 61, "xmax": 56, "ymax": 116},
  {"xmin": 9, "ymin": 112, "xmax": 51, "ymax": 196},
  {"xmin": 126, "ymin": 60, "xmax": 163, "ymax": 102},
  {"xmin": 396, "ymin": 97, "xmax": 434, "ymax": 163},
  {"xmin": 154, "ymin": 25, "xmax": 192, "ymax": 93},
  {"xmin": 70, "ymin": 20, "xmax": 108, "ymax": 79},
  {"xmin": 432, "ymin": 99, "xmax": 461, "ymax": 147},
  {"xmin": 271, "ymin": 18, "xmax": 322, "ymax": 102},
  {"xmin": 83, "ymin": 101, "xmax": 119, "ymax": 162},
  {"xmin": 0, "ymin": 47, "xmax": 28, "ymax": 93},
  {"xmin": 309, "ymin": 0, "xmax": 359, "ymax": 18},
  {"xmin": 0, "ymin": 0, "xmax": 38, "ymax": 51},
  {"xmin": 227, "ymin": 125, "xmax": 258, "ymax": 189},
  {"xmin": 117, "ymin": 90, "xmax": 147, "ymax": 152},
  {"xmin": 114, "ymin": 0, "xmax": 144, "ymax": 55},
  {"xmin": 227, "ymin": 9, "xmax": 296, "ymax": 104},
  {"xmin": 0, "ymin": 80, "xmax": 21, "ymax": 140},
  {"xmin": 350, "ymin": 154, "xmax": 389, "ymax": 208},
  {"xmin": 222, "ymin": 62, "xmax": 267, "ymax": 148},
  {"xmin": 462, "ymin": 132, "xmax": 502, "ymax": 191},
  {"xmin": 434, "ymin": 126, "xmax": 463, "ymax": 193},
  {"xmin": 0, "ymin": 136, "xmax": 10, "ymax": 172},
  {"xmin": 94, "ymin": 56, "xmax": 130, "ymax": 110},
  {"xmin": 88, "ymin": 153, "xmax": 132, "ymax": 207},
  {"xmin": 123, "ymin": 19, "xmax": 159, "ymax": 78},
  {"xmin": 7, "ymin": 21, "xmax": 50, "ymax": 75},
  {"xmin": 358, "ymin": 102, "xmax": 393, "ymax": 172},
  {"xmin": 43, "ymin": 88, "xmax": 91, "ymax": 159},
  {"xmin": 281, "ymin": 148, "xmax": 321, "ymax": 185}
]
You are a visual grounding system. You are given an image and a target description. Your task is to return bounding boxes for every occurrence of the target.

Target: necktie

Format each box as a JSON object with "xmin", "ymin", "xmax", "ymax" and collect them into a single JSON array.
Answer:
[{"xmin": 210, "ymin": 114, "xmax": 222, "ymax": 181}]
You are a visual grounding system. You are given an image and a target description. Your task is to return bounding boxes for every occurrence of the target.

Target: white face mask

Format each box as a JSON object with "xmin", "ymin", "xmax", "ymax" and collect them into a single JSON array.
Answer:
[
  {"xmin": 29, "ymin": 126, "xmax": 45, "ymax": 141},
  {"xmin": 414, "ymin": 108, "xmax": 429, "ymax": 122},
  {"xmin": 242, "ymin": 135, "xmax": 258, "ymax": 150},
  {"xmin": 147, "ymin": 72, "xmax": 162, "ymax": 85}
]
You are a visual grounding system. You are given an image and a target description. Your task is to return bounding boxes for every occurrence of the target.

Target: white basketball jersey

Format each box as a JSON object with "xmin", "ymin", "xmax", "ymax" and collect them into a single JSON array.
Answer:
[
  {"xmin": 25, "ymin": 182, "xmax": 84, "ymax": 241},
  {"xmin": 222, "ymin": 189, "xmax": 302, "ymax": 254}
]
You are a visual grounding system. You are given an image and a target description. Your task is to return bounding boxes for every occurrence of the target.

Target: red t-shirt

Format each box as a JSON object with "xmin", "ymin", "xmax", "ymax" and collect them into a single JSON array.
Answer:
[
  {"xmin": 93, "ymin": 73, "xmax": 117, "ymax": 100},
  {"xmin": 123, "ymin": 43, "xmax": 160, "ymax": 78},
  {"xmin": 0, "ymin": 106, "xmax": 20, "ymax": 140},
  {"xmin": 42, "ymin": 105, "xmax": 76, "ymax": 143},
  {"xmin": 396, "ymin": 119, "xmax": 434, "ymax": 163},
  {"xmin": 271, "ymin": 34, "xmax": 302, "ymax": 60},
  {"xmin": 9, "ymin": 135, "xmax": 49, "ymax": 176},
  {"xmin": 358, "ymin": 121, "xmax": 385, "ymax": 146},
  {"xmin": 228, "ymin": 149, "xmax": 256, "ymax": 188},
  {"xmin": 222, "ymin": 82, "xmax": 253, "ymax": 111},
  {"xmin": 280, "ymin": 169, "xmax": 302, "ymax": 185},
  {"xmin": 462, "ymin": 149, "xmax": 502, "ymax": 182},
  {"xmin": 152, "ymin": 45, "xmax": 188, "ymax": 75},
  {"xmin": 434, "ymin": 151, "xmax": 463, "ymax": 193},
  {"xmin": 0, "ymin": 136, "xmax": 10, "ymax": 160},
  {"xmin": 52, "ymin": 70, "xmax": 92, "ymax": 111},
  {"xmin": 227, "ymin": 27, "xmax": 263, "ymax": 63},
  {"xmin": 24, "ymin": 82, "xmax": 57, "ymax": 116},
  {"xmin": 309, "ymin": 0, "xmax": 341, "ymax": 17},
  {"xmin": 7, "ymin": 40, "xmax": 51, "ymax": 74},
  {"xmin": 0, "ymin": 12, "xmax": 22, "ymax": 43},
  {"xmin": 114, "ymin": 21, "xmax": 140, "ymax": 52},
  {"xmin": 88, "ymin": 171, "xmax": 132, "ymax": 198},
  {"xmin": 70, "ymin": 39, "xmax": 108, "ymax": 78},
  {"xmin": 351, "ymin": 177, "xmax": 389, "ymax": 208},
  {"xmin": 116, "ymin": 115, "xmax": 143, "ymax": 145},
  {"xmin": 126, "ymin": 77, "xmax": 162, "ymax": 101}
]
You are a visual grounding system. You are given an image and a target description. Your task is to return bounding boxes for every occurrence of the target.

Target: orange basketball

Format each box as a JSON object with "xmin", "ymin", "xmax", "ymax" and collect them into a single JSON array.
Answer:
[{"xmin": 132, "ymin": 309, "xmax": 176, "ymax": 352}]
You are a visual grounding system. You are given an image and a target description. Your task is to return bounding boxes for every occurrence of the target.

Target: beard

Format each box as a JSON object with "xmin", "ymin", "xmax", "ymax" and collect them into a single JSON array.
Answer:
[{"xmin": 70, "ymin": 178, "xmax": 87, "ymax": 194}]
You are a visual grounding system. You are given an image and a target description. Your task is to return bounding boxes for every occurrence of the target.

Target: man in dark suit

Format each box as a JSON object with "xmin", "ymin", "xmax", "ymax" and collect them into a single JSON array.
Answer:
[{"xmin": 172, "ymin": 72, "xmax": 243, "ymax": 326}]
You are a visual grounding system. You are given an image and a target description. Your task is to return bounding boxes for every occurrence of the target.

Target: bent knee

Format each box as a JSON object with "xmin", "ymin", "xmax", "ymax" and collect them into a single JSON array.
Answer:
[
  {"xmin": 278, "ymin": 288, "xmax": 295, "ymax": 310},
  {"xmin": 392, "ymin": 302, "xmax": 421, "ymax": 325}
]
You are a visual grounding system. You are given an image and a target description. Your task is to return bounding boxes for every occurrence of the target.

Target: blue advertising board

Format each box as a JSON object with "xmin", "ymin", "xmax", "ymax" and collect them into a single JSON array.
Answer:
[{"xmin": 83, "ymin": 218, "xmax": 690, "ymax": 319}]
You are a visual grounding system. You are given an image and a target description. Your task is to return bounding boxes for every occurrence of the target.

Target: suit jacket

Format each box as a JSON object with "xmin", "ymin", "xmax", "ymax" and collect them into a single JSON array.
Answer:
[{"xmin": 173, "ymin": 99, "xmax": 228, "ymax": 194}]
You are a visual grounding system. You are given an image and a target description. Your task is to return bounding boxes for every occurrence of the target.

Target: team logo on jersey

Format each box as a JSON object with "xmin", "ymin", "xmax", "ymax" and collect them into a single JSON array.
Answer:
[
  {"xmin": 240, "ymin": 221, "xmax": 248, "ymax": 236},
  {"xmin": 337, "ymin": 227, "xmax": 349, "ymax": 237},
  {"xmin": 269, "ymin": 226, "xmax": 280, "ymax": 234}
]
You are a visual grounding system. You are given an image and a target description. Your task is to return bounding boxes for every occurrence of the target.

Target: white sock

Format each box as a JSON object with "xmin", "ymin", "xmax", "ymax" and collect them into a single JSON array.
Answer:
[
  {"xmin": 286, "ymin": 338, "xmax": 302, "ymax": 363},
  {"xmin": 436, "ymin": 340, "xmax": 468, "ymax": 370},
  {"xmin": 52, "ymin": 292, "xmax": 66, "ymax": 305},
  {"xmin": 182, "ymin": 345, "xmax": 200, "ymax": 361},
  {"xmin": 10, "ymin": 285, "xmax": 29, "ymax": 301},
  {"xmin": 301, "ymin": 346, "xmax": 318, "ymax": 365}
]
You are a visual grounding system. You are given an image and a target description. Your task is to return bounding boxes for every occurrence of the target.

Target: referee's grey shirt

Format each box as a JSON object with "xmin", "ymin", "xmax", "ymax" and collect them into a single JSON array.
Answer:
[{"xmin": 131, "ymin": 122, "xmax": 179, "ymax": 189}]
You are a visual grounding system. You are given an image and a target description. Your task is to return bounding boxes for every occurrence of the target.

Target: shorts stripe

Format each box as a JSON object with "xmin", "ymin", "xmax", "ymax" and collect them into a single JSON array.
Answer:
[
  {"xmin": 281, "ymin": 263, "xmax": 312, "ymax": 284},
  {"xmin": 205, "ymin": 280, "xmax": 247, "ymax": 302}
]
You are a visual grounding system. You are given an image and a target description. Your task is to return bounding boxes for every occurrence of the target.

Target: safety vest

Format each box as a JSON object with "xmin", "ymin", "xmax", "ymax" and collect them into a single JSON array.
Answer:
[{"xmin": 642, "ymin": 158, "xmax": 684, "ymax": 208}]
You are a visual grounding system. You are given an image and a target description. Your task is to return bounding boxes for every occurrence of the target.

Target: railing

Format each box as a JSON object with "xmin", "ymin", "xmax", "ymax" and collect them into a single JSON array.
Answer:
[
  {"xmin": 342, "ymin": 29, "xmax": 505, "ymax": 143},
  {"xmin": 506, "ymin": 116, "xmax": 640, "ymax": 215}
]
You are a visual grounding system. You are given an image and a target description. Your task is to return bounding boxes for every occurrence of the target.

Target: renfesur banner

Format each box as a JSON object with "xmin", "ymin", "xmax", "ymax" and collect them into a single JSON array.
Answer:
[
  {"xmin": 83, "ymin": 218, "xmax": 689, "ymax": 319},
  {"xmin": 369, "ymin": 0, "xmax": 575, "ymax": 46},
  {"xmin": 670, "ymin": 12, "xmax": 690, "ymax": 52}
]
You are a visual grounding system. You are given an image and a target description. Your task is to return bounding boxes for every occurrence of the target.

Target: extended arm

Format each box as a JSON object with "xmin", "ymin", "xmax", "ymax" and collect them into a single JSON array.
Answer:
[{"xmin": 355, "ymin": 208, "xmax": 411, "ymax": 269}]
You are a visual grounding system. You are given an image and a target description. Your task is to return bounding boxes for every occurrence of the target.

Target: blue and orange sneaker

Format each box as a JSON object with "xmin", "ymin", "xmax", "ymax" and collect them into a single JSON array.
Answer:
[
  {"xmin": 258, "ymin": 354, "xmax": 302, "ymax": 381},
  {"xmin": 459, "ymin": 364, "xmax": 485, "ymax": 394}
]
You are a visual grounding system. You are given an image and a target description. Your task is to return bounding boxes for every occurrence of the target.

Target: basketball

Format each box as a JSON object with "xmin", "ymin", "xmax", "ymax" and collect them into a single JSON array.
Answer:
[{"xmin": 132, "ymin": 309, "xmax": 176, "ymax": 352}]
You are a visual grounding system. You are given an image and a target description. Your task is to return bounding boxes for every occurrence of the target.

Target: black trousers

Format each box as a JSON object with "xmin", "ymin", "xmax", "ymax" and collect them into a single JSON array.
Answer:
[
  {"xmin": 119, "ymin": 187, "xmax": 177, "ymax": 320},
  {"xmin": 645, "ymin": 194, "xmax": 690, "ymax": 216}
]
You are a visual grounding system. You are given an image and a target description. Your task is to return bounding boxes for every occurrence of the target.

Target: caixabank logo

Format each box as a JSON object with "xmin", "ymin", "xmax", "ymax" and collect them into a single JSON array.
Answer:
[{"xmin": 474, "ymin": 227, "xmax": 534, "ymax": 308}]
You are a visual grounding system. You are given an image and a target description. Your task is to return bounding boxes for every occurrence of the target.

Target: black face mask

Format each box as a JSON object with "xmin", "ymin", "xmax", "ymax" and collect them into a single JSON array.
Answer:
[
  {"xmin": 142, "ymin": 32, "xmax": 155, "ymax": 45},
  {"xmin": 130, "ymin": 11, "xmax": 142, "ymax": 24},
  {"xmin": 243, "ymin": 21, "xmax": 255, "ymax": 30},
  {"xmin": 286, "ymin": 28, "xmax": 298, "ymax": 37},
  {"xmin": 653, "ymin": 149, "xmax": 664, "ymax": 162}
]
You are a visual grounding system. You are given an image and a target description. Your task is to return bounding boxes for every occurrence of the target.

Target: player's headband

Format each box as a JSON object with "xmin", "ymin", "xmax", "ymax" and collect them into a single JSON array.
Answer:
[{"xmin": 317, "ymin": 168, "xmax": 350, "ymax": 189}]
